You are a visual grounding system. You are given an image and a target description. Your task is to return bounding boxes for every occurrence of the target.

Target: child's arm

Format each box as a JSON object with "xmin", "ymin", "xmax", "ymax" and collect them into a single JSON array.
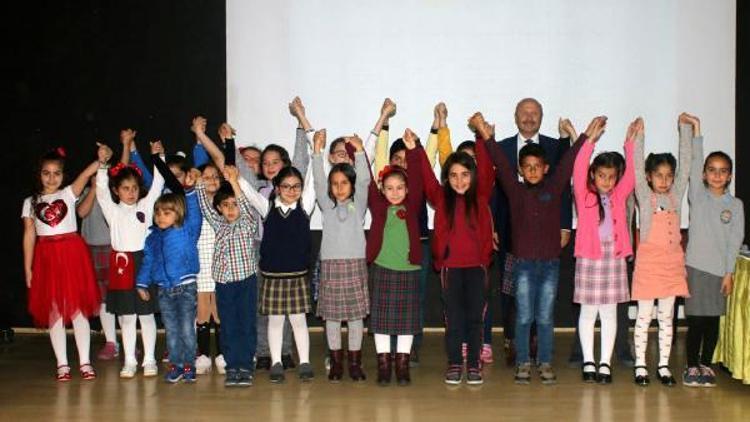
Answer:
[
  {"xmin": 150, "ymin": 141, "xmax": 184, "ymax": 195},
  {"xmin": 374, "ymin": 125, "xmax": 390, "ymax": 176},
  {"xmin": 469, "ymin": 112, "xmax": 519, "ymax": 199},
  {"xmin": 424, "ymin": 103, "xmax": 441, "ymax": 168},
  {"xmin": 22, "ymin": 216, "xmax": 36, "ymax": 288},
  {"xmin": 135, "ymin": 240, "xmax": 154, "ymax": 292},
  {"xmin": 365, "ymin": 98, "xmax": 397, "ymax": 162},
  {"xmin": 183, "ymin": 169, "xmax": 203, "ymax": 241},
  {"xmin": 76, "ymin": 179, "xmax": 97, "ymax": 219},
  {"xmin": 415, "ymin": 131, "xmax": 443, "ymax": 207},
  {"xmin": 142, "ymin": 143, "xmax": 166, "ymax": 211},
  {"xmin": 301, "ymin": 158, "xmax": 317, "ymax": 216},
  {"xmin": 193, "ymin": 143, "xmax": 210, "ymax": 168},
  {"xmin": 312, "ymin": 129, "xmax": 334, "ymax": 210},
  {"xmin": 673, "ymin": 115, "xmax": 693, "ymax": 204},
  {"xmin": 573, "ymin": 134, "xmax": 595, "ymax": 207},
  {"xmin": 473, "ymin": 127, "xmax": 497, "ymax": 200},
  {"xmin": 196, "ymin": 182, "xmax": 222, "ymax": 231},
  {"xmin": 350, "ymin": 136, "xmax": 372, "ymax": 218},
  {"xmin": 290, "ymin": 97, "xmax": 313, "ymax": 176},
  {"xmin": 192, "ymin": 116, "xmax": 226, "ymax": 170},
  {"xmin": 225, "ymin": 166, "xmax": 259, "ymax": 234},
  {"xmin": 128, "ymin": 138, "xmax": 154, "ymax": 189},
  {"xmin": 613, "ymin": 118, "xmax": 640, "ymax": 199},
  {"xmin": 404, "ymin": 129, "xmax": 425, "ymax": 207},
  {"xmin": 680, "ymin": 114, "xmax": 703, "ymax": 202},
  {"xmin": 218, "ymin": 123, "xmax": 237, "ymax": 167},
  {"xmin": 70, "ymin": 142, "xmax": 111, "ymax": 198},
  {"xmin": 723, "ymin": 200, "xmax": 745, "ymax": 295}
]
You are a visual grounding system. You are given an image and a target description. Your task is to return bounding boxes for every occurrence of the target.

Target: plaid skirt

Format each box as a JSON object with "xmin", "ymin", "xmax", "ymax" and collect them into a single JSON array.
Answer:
[
  {"xmin": 259, "ymin": 271, "xmax": 311, "ymax": 315},
  {"xmin": 369, "ymin": 264, "xmax": 421, "ymax": 335},
  {"xmin": 88, "ymin": 244, "xmax": 111, "ymax": 298},
  {"xmin": 574, "ymin": 241, "xmax": 630, "ymax": 305},
  {"xmin": 317, "ymin": 259, "xmax": 369, "ymax": 321},
  {"xmin": 501, "ymin": 253, "xmax": 516, "ymax": 295}
]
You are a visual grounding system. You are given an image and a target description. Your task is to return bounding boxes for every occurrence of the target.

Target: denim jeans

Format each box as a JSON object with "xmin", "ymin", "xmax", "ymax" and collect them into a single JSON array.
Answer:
[
  {"xmin": 514, "ymin": 258, "xmax": 559, "ymax": 365},
  {"xmin": 215, "ymin": 275, "xmax": 257, "ymax": 371},
  {"xmin": 158, "ymin": 282, "xmax": 198, "ymax": 367}
]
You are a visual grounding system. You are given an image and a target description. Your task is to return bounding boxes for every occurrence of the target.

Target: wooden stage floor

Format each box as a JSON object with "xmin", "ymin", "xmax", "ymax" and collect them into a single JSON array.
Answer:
[{"xmin": 0, "ymin": 331, "xmax": 746, "ymax": 421}]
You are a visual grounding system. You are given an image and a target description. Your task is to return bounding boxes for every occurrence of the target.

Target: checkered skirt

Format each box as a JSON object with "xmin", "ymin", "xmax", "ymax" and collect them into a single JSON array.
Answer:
[
  {"xmin": 369, "ymin": 264, "xmax": 421, "ymax": 335},
  {"xmin": 88, "ymin": 244, "xmax": 111, "ymax": 295},
  {"xmin": 574, "ymin": 240, "xmax": 630, "ymax": 305},
  {"xmin": 501, "ymin": 253, "xmax": 516, "ymax": 295},
  {"xmin": 196, "ymin": 218, "xmax": 216, "ymax": 293},
  {"xmin": 317, "ymin": 259, "xmax": 369, "ymax": 321},
  {"xmin": 259, "ymin": 271, "xmax": 311, "ymax": 315}
]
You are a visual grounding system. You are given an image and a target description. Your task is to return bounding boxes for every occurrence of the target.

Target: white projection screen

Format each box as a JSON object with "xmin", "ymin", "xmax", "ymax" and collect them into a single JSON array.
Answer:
[{"xmin": 227, "ymin": 0, "xmax": 736, "ymax": 229}]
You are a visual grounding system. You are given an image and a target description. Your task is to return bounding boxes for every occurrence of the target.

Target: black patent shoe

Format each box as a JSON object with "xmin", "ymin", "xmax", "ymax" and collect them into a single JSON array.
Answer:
[
  {"xmin": 658, "ymin": 366, "xmax": 676, "ymax": 386},
  {"xmin": 582, "ymin": 361, "xmax": 597, "ymax": 383},
  {"xmin": 634, "ymin": 365, "xmax": 650, "ymax": 386},
  {"xmin": 596, "ymin": 363, "xmax": 612, "ymax": 384}
]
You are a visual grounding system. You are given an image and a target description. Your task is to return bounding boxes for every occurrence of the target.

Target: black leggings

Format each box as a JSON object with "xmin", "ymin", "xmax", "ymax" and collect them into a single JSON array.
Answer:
[
  {"xmin": 685, "ymin": 315, "xmax": 720, "ymax": 367},
  {"xmin": 442, "ymin": 266, "xmax": 488, "ymax": 368}
]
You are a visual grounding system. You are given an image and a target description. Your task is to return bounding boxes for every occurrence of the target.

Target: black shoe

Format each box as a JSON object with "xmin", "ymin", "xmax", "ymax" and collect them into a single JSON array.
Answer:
[
  {"xmin": 657, "ymin": 366, "xmax": 676, "ymax": 387},
  {"xmin": 596, "ymin": 363, "xmax": 612, "ymax": 384},
  {"xmin": 282, "ymin": 354, "xmax": 296, "ymax": 370},
  {"xmin": 581, "ymin": 362, "xmax": 597, "ymax": 383},
  {"xmin": 256, "ymin": 356, "xmax": 272, "ymax": 370},
  {"xmin": 269, "ymin": 362, "xmax": 285, "ymax": 383},
  {"xmin": 634, "ymin": 365, "xmax": 649, "ymax": 386}
]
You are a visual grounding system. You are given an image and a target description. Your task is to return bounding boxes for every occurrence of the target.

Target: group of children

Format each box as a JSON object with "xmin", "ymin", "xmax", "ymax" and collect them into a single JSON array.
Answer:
[{"xmin": 22, "ymin": 97, "xmax": 744, "ymax": 389}]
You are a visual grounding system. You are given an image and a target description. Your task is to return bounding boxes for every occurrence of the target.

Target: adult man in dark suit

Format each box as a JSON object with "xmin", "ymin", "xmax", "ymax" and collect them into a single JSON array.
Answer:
[{"xmin": 493, "ymin": 98, "xmax": 573, "ymax": 366}]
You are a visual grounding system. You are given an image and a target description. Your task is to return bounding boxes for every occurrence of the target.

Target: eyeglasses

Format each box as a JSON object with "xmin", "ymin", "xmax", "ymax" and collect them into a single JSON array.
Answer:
[{"xmin": 279, "ymin": 183, "xmax": 302, "ymax": 191}]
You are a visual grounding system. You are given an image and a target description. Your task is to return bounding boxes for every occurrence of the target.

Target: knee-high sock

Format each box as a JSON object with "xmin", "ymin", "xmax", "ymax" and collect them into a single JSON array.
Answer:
[
  {"xmin": 326, "ymin": 320, "xmax": 342, "ymax": 350},
  {"xmin": 71, "ymin": 313, "xmax": 92, "ymax": 365},
  {"xmin": 578, "ymin": 304, "xmax": 598, "ymax": 365},
  {"xmin": 139, "ymin": 314, "xmax": 157, "ymax": 364},
  {"xmin": 634, "ymin": 300, "xmax": 655, "ymax": 369},
  {"xmin": 119, "ymin": 314, "xmax": 138, "ymax": 366},
  {"xmin": 268, "ymin": 315, "xmax": 285, "ymax": 365},
  {"xmin": 656, "ymin": 296, "xmax": 676, "ymax": 368},
  {"xmin": 288, "ymin": 313, "xmax": 310, "ymax": 364},
  {"xmin": 348, "ymin": 319, "xmax": 364, "ymax": 352},
  {"xmin": 701, "ymin": 316, "xmax": 720, "ymax": 366},
  {"xmin": 397, "ymin": 335, "xmax": 414, "ymax": 354},
  {"xmin": 197, "ymin": 322, "xmax": 211, "ymax": 356},
  {"xmin": 99, "ymin": 303, "xmax": 117, "ymax": 344},
  {"xmin": 49, "ymin": 317, "xmax": 68, "ymax": 367},
  {"xmin": 374, "ymin": 333, "xmax": 391, "ymax": 354},
  {"xmin": 213, "ymin": 322, "xmax": 222, "ymax": 355},
  {"xmin": 598, "ymin": 304, "xmax": 618, "ymax": 371}
]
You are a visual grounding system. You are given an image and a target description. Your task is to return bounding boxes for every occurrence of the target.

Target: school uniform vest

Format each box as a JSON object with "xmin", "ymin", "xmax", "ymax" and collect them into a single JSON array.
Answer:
[{"xmin": 260, "ymin": 202, "xmax": 311, "ymax": 274}]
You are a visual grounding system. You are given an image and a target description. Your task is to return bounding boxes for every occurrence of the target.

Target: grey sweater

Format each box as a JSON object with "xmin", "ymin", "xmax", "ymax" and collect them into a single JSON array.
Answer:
[
  {"xmin": 238, "ymin": 127, "xmax": 312, "ymax": 190},
  {"xmin": 634, "ymin": 123, "xmax": 692, "ymax": 240},
  {"xmin": 312, "ymin": 151, "xmax": 370, "ymax": 260},
  {"xmin": 685, "ymin": 130, "xmax": 744, "ymax": 276}
]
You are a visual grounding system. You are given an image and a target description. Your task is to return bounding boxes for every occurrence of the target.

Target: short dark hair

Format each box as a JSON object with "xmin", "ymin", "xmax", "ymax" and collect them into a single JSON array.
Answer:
[
  {"xmin": 212, "ymin": 181, "xmax": 235, "ymax": 213},
  {"xmin": 518, "ymin": 143, "xmax": 546, "ymax": 166},
  {"xmin": 166, "ymin": 153, "xmax": 191, "ymax": 173},
  {"xmin": 456, "ymin": 140, "xmax": 476, "ymax": 154},
  {"xmin": 389, "ymin": 139, "xmax": 407, "ymax": 160}
]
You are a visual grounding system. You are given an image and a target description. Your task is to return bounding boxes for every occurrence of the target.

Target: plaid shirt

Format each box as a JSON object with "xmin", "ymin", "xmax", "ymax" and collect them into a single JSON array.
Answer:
[{"xmin": 196, "ymin": 183, "xmax": 259, "ymax": 283}]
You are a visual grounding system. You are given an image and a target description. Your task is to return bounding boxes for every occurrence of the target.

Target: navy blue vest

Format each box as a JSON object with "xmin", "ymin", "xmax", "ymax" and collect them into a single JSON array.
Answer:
[{"xmin": 259, "ymin": 202, "xmax": 311, "ymax": 274}]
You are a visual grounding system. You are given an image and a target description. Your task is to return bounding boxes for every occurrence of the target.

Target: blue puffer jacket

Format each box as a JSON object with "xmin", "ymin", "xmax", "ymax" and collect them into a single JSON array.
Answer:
[{"xmin": 136, "ymin": 190, "xmax": 202, "ymax": 289}]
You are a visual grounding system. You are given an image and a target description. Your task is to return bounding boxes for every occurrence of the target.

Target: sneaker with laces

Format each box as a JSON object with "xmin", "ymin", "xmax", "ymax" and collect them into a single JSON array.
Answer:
[
  {"xmin": 539, "ymin": 363, "xmax": 557, "ymax": 385},
  {"xmin": 480, "ymin": 344, "xmax": 494, "ymax": 364},
  {"xmin": 56, "ymin": 365, "xmax": 72, "ymax": 382},
  {"xmin": 215, "ymin": 354, "xmax": 227, "ymax": 375},
  {"xmin": 683, "ymin": 366, "xmax": 702, "ymax": 387},
  {"xmin": 444, "ymin": 364, "xmax": 463, "ymax": 385},
  {"xmin": 466, "ymin": 367, "xmax": 484, "ymax": 385},
  {"xmin": 143, "ymin": 360, "xmax": 159, "ymax": 377},
  {"xmin": 270, "ymin": 362, "xmax": 285, "ymax": 383},
  {"xmin": 120, "ymin": 363, "xmax": 138, "ymax": 379},
  {"xmin": 224, "ymin": 368, "xmax": 239, "ymax": 387},
  {"xmin": 79, "ymin": 363, "xmax": 97, "ymax": 380},
  {"xmin": 237, "ymin": 368, "xmax": 254, "ymax": 387},
  {"xmin": 699, "ymin": 365, "xmax": 716, "ymax": 387},
  {"xmin": 195, "ymin": 355, "xmax": 212, "ymax": 375},
  {"xmin": 182, "ymin": 365, "xmax": 197, "ymax": 383},
  {"xmin": 514, "ymin": 362, "xmax": 532, "ymax": 384},
  {"xmin": 165, "ymin": 365, "xmax": 183, "ymax": 383},
  {"xmin": 96, "ymin": 342, "xmax": 119, "ymax": 360}
]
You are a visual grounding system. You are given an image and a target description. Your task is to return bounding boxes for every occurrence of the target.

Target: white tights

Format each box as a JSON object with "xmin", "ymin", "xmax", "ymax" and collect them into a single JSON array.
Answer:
[
  {"xmin": 374, "ymin": 333, "xmax": 413, "ymax": 354},
  {"xmin": 268, "ymin": 314, "xmax": 309, "ymax": 365},
  {"xmin": 49, "ymin": 313, "xmax": 91, "ymax": 367},
  {"xmin": 99, "ymin": 303, "xmax": 117, "ymax": 344},
  {"xmin": 578, "ymin": 304, "xmax": 617, "ymax": 373},
  {"xmin": 634, "ymin": 297, "xmax": 676, "ymax": 375},
  {"xmin": 118, "ymin": 313, "xmax": 157, "ymax": 366}
]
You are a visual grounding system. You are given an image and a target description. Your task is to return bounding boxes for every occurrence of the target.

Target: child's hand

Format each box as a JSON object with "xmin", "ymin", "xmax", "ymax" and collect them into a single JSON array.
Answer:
[
  {"xmin": 347, "ymin": 134, "xmax": 364, "ymax": 152},
  {"xmin": 289, "ymin": 96, "xmax": 306, "ymax": 118},
  {"xmin": 583, "ymin": 116, "xmax": 607, "ymax": 142},
  {"xmin": 150, "ymin": 140, "xmax": 164, "ymax": 155},
  {"xmin": 558, "ymin": 118, "xmax": 577, "ymax": 140},
  {"xmin": 191, "ymin": 116, "xmax": 207, "ymax": 135},
  {"xmin": 721, "ymin": 273, "xmax": 733, "ymax": 296},
  {"xmin": 96, "ymin": 142, "xmax": 113, "ymax": 164},
  {"xmin": 137, "ymin": 288, "xmax": 150, "ymax": 302},
  {"xmin": 402, "ymin": 129, "xmax": 418, "ymax": 150},
  {"xmin": 437, "ymin": 102, "xmax": 448, "ymax": 120},
  {"xmin": 223, "ymin": 165, "xmax": 239, "ymax": 183},
  {"xmin": 381, "ymin": 98, "xmax": 397, "ymax": 118},
  {"xmin": 218, "ymin": 122, "xmax": 235, "ymax": 141},
  {"xmin": 120, "ymin": 129, "xmax": 136, "ymax": 147},
  {"xmin": 626, "ymin": 117, "xmax": 643, "ymax": 141},
  {"xmin": 185, "ymin": 168, "xmax": 201, "ymax": 187},
  {"xmin": 678, "ymin": 112, "xmax": 701, "ymax": 136},
  {"xmin": 492, "ymin": 232, "xmax": 500, "ymax": 251},
  {"xmin": 89, "ymin": 175, "xmax": 97, "ymax": 187},
  {"xmin": 481, "ymin": 122, "xmax": 495, "ymax": 141},
  {"xmin": 467, "ymin": 112, "xmax": 486, "ymax": 134},
  {"xmin": 313, "ymin": 129, "xmax": 327, "ymax": 154}
]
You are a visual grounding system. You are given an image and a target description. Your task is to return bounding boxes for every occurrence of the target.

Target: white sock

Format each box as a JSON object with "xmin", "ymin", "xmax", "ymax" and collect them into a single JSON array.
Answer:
[
  {"xmin": 289, "ymin": 313, "xmax": 310, "ymax": 364},
  {"xmin": 268, "ymin": 315, "xmax": 285, "ymax": 365},
  {"xmin": 99, "ymin": 303, "xmax": 117, "ymax": 344},
  {"xmin": 598, "ymin": 304, "xmax": 617, "ymax": 374},
  {"xmin": 119, "ymin": 314, "xmax": 138, "ymax": 366},
  {"xmin": 374, "ymin": 333, "xmax": 391, "ymax": 354},
  {"xmin": 396, "ymin": 335, "xmax": 414, "ymax": 354},
  {"xmin": 634, "ymin": 300, "xmax": 655, "ymax": 376},
  {"xmin": 348, "ymin": 319, "xmax": 364, "ymax": 352},
  {"xmin": 325, "ymin": 320, "xmax": 342, "ymax": 350},
  {"xmin": 657, "ymin": 296, "xmax": 676, "ymax": 371},
  {"xmin": 49, "ymin": 317, "xmax": 68, "ymax": 367},
  {"xmin": 71, "ymin": 313, "xmax": 92, "ymax": 366},
  {"xmin": 139, "ymin": 314, "xmax": 157, "ymax": 364},
  {"xmin": 578, "ymin": 304, "xmax": 598, "ymax": 368}
]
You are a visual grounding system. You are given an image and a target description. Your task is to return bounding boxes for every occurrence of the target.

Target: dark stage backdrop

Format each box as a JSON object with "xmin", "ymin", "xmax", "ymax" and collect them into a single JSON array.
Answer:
[{"xmin": 3, "ymin": 1, "xmax": 748, "ymax": 328}]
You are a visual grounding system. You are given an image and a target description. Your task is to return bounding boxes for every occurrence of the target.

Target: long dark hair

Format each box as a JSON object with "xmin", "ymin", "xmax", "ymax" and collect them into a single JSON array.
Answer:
[
  {"xmin": 260, "ymin": 144, "xmax": 291, "ymax": 180},
  {"xmin": 644, "ymin": 152, "xmax": 676, "ymax": 190},
  {"xmin": 270, "ymin": 166, "xmax": 304, "ymax": 203},
  {"xmin": 109, "ymin": 166, "xmax": 146, "ymax": 203},
  {"xmin": 587, "ymin": 151, "xmax": 625, "ymax": 223},
  {"xmin": 327, "ymin": 163, "xmax": 356, "ymax": 206},
  {"xmin": 31, "ymin": 148, "xmax": 67, "ymax": 211},
  {"xmin": 703, "ymin": 151, "xmax": 733, "ymax": 190},
  {"xmin": 441, "ymin": 151, "xmax": 478, "ymax": 228}
]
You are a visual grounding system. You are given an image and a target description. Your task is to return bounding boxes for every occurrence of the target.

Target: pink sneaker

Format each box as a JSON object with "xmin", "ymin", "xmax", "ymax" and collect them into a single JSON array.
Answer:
[
  {"xmin": 97, "ymin": 342, "xmax": 119, "ymax": 360},
  {"xmin": 480, "ymin": 343, "xmax": 494, "ymax": 364}
]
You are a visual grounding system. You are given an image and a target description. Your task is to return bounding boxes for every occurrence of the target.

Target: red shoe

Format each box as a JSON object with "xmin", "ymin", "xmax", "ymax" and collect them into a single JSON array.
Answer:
[
  {"xmin": 79, "ymin": 363, "xmax": 97, "ymax": 380},
  {"xmin": 56, "ymin": 365, "xmax": 72, "ymax": 382}
]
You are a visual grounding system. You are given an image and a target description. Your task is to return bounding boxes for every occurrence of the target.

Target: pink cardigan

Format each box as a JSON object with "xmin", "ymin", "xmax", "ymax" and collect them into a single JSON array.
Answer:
[{"xmin": 573, "ymin": 139, "xmax": 635, "ymax": 259}]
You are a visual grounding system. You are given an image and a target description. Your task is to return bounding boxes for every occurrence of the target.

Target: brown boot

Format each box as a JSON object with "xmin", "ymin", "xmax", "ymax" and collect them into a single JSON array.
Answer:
[
  {"xmin": 395, "ymin": 353, "xmax": 411, "ymax": 386},
  {"xmin": 376, "ymin": 353, "xmax": 392, "ymax": 386},
  {"xmin": 328, "ymin": 349, "xmax": 344, "ymax": 382},
  {"xmin": 348, "ymin": 350, "xmax": 366, "ymax": 382}
]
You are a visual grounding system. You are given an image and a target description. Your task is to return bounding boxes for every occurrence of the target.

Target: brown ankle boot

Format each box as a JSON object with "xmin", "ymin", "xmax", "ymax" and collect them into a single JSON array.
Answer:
[
  {"xmin": 328, "ymin": 350, "xmax": 344, "ymax": 382},
  {"xmin": 395, "ymin": 353, "xmax": 411, "ymax": 386},
  {"xmin": 376, "ymin": 353, "xmax": 392, "ymax": 386},
  {"xmin": 348, "ymin": 350, "xmax": 366, "ymax": 382}
]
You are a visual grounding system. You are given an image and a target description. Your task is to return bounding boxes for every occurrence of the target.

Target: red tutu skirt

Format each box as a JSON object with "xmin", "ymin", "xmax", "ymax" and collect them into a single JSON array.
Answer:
[{"xmin": 29, "ymin": 233, "xmax": 101, "ymax": 327}]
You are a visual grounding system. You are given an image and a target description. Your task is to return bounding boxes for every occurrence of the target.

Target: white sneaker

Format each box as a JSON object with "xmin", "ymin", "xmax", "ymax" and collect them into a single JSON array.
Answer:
[
  {"xmin": 142, "ymin": 360, "xmax": 159, "ymax": 377},
  {"xmin": 195, "ymin": 355, "xmax": 212, "ymax": 375},
  {"xmin": 119, "ymin": 364, "xmax": 137, "ymax": 379},
  {"xmin": 214, "ymin": 354, "xmax": 227, "ymax": 375}
]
